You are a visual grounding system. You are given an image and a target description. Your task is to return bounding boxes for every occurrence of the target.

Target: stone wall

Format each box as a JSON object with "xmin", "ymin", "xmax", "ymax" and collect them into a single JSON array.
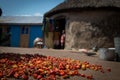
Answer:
[{"xmin": 65, "ymin": 10, "xmax": 120, "ymax": 49}]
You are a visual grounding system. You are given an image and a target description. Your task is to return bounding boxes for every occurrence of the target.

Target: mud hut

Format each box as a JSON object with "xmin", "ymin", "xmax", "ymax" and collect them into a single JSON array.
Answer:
[{"xmin": 44, "ymin": 0, "xmax": 120, "ymax": 50}]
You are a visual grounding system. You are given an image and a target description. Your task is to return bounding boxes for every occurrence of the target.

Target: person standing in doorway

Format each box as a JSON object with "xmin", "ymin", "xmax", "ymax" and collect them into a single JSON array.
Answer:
[{"xmin": 60, "ymin": 30, "xmax": 65, "ymax": 49}]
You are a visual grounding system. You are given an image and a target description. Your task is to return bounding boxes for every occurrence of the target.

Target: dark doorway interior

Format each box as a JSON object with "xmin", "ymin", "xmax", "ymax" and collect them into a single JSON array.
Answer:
[
  {"xmin": 57, "ymin": 18, "xmax": 66, "ymax": 33},
  {"xmin": 0, "ymin": 28, "xmax": 2, "ymax": 41},
  {"xmin": 54, "ymin": 18, "xmax": 66, "ymax": 49},
  {"xmin": 0, "ymin": 27, "xmax": 11, "ymax": 46}
]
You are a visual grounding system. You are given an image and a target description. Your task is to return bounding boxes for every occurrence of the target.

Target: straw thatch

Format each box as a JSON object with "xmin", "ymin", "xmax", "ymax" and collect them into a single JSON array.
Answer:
[{"xmin": 45, "ymin": 0, "xmax": 120, "ymax": 17}]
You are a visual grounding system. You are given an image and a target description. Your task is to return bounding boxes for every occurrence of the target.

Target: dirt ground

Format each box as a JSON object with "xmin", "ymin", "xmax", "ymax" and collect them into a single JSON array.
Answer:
[{"xmin": 0, "ymin": 47, "xmax": 120, "ymax": 80}]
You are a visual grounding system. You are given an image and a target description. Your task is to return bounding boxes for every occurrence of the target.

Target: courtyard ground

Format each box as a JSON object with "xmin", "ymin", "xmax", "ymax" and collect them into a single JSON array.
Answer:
[{"xmin": 0, "ymin": 47, "xmax": 120, "ymax": 80}]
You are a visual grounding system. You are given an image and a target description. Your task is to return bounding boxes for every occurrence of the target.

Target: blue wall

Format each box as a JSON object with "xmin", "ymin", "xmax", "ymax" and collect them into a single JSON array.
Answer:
[
  {"xmin": 10, "ymin": 25, "xmax": 43, "ymax": 48},
  {"xmin": 29, "ymin": 25, "xmax": 43, "ymax": 47},
  {"xmin": 10, "ymin": 25, "xmax": 20, "ymax": 47}
]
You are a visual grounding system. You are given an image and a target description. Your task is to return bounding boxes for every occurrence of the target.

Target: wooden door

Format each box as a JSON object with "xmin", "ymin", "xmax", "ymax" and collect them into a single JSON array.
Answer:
[{"xmin": 20, "ymin": 26, "xmax": 29, "ymax": 47}]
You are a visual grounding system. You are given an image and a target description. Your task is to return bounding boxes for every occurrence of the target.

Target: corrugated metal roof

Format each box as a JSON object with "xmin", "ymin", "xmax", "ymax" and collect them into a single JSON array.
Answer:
[{"xmin": 0, "ymin": 16, "xmax": 43, "ymax": 25}]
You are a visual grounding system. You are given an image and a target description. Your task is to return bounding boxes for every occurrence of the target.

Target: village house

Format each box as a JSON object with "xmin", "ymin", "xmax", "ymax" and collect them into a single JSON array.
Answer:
[
  {"xmin": 0, "ymin": 16, "xmax": 43, "ymax": 48},
  {"xmin": 43, "ymin": 0, "xmax": 120, "ymax": 50}
]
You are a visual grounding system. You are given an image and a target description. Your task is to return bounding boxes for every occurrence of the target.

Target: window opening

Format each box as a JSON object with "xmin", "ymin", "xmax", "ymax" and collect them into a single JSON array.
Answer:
[{"xmin": 21, "ymin": 26, "xmax": 29, "ymax": 34}]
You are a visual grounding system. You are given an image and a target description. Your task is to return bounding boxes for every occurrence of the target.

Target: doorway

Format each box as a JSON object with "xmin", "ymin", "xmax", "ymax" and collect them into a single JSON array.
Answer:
[
  {"xmin": 0, "ymin": 26, "xmax": 11, "ymax": 46},
  {"xmin": 53, "ymin": 18, "xmax": 66, "ymax": 49}
]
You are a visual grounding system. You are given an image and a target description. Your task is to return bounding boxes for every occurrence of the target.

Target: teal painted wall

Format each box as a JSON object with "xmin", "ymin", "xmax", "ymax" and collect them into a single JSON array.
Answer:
[
  {"xmin": 10, "ymin": 26, "xmax": 20, "ymax": 47},
  {"xmin": 10, "ymin": 25, "xmax": 43, "ymax": 47},
  {"xmin": 29, "ymin": 25, "xmax": 43, "ymax": 47}
]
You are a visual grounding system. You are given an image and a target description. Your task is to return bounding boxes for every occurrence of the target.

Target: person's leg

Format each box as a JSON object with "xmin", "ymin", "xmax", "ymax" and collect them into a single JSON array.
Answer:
[{"xmin": 61, "ymin": 42, "xmax": 63, "ymax": 49}]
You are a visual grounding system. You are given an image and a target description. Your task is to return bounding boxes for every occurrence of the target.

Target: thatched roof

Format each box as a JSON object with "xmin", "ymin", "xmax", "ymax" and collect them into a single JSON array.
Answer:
[{"xmin": 45, "ymin": 0, "xmax": 120, "ymax": 17}]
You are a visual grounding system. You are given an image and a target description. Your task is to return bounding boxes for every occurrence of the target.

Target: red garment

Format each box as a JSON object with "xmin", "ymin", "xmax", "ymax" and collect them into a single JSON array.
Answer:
[{"xmin": 61, "ymin": 34, "xmax": 65, "ymax": 43}]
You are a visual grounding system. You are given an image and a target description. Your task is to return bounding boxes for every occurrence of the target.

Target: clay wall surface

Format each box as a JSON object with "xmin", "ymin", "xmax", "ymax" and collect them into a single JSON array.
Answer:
[{"xmin": 64, "ymin": 10, "xmax": 120, "ymax": 49}]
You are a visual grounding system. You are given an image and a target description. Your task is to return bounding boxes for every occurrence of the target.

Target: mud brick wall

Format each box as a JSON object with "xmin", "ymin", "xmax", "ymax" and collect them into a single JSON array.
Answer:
[{"xmin": 65, "ymin": 10, "xmax": 120, "ymax": 49}]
